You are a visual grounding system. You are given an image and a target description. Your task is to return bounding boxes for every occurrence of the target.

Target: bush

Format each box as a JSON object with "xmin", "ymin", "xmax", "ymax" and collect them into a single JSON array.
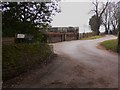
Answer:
[
  {"xmin": 33, "ymin": 32, "xmax": 47, "ymax": 43},
  {"xmin": 2, "ymin": 43, "xmax": 52, "ymax": 81},
  {"xmin": 14, "ymin": 30, "xmax": 47, "ymax": 44}
]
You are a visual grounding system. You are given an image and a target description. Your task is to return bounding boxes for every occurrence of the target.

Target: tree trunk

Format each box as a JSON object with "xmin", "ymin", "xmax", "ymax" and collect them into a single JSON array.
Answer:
[
  {"xmin": 96, "ymin": 17, "xmax": 101, "ymax": 35},
  {"xmin": 96, "ymin": 30, "xmax": 100, "ymax": 35},
  {"xmin": 96, "ymin": 24, "xmax": 100, "ymax": 35},
  {"xmin": 112, "ymin": 24, "xmax": 117, "ymax": 35},
  {"xmin": 103, "ymin": 23, "xmax": 108, "ymax": 34},
  {"xmin": 104, "ymin": 25, "xmax": 108, "ymax": 34},
  {"xmin": 105, "ymin": 29, "xmax": 108, "ymax": 34},
  {"xmin": 107, "ymin": 22, "xmax": 110, "ymax": 34}
]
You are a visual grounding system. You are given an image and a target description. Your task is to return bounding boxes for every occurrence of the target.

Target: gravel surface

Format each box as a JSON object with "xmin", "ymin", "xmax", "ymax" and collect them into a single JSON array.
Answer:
[{"xmin": 3, "ymin": 35, "xmax": 118, "ymax": 88}]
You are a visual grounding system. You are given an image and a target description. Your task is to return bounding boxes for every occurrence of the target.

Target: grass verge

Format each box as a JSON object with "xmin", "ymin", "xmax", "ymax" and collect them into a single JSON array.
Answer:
[
  {"xmin": 100, "ymin": 39, "xmax": 118, "ymax": 52},
  {"xmin": 2, "ymin": 43, "xmax": 53, "ymax": 81},
  {"xmin": 81, "ymin": 35, "xmax": 103, "ymax": 40}
]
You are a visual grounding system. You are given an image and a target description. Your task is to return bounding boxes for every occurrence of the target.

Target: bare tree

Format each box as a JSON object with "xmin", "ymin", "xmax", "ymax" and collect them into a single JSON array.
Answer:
[
  {"xmin": 102, "ymin": 2, "xmax": 112, "ymax": 34},
  {"xmin": 102, "ymin": 1, "xmax": 120, "ymax": 35},
  {"xmin": 110, "ymin": 2, "xmax": 119, "ymax": 34},
  {"xmin": 91, "ymin": 0, "xmax": 108, "ymax": 35}
]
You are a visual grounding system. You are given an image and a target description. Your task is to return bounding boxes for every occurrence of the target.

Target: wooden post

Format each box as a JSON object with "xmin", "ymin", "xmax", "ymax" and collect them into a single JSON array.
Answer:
[
  {"xmin": 61, "ymin": 34, "xmax": 62, "ymax": 42},
  {"xmin": 117, "ymin": 23, "xmax": 120, "ymax": 54},
  {"xmin": 83, "ymin": 32, "xmax": 85, "ymax": 38},
  {"xmin": 76, "ymin": 33, "xmax": 79, "ymax": 40},
  {"xmin": 63, "ymin": 33, "xmax": 65, "ymax": 41},
  {"xmin": 118, "ymin": 17, "xmax": 120, "ymax": 53},
  {"xmin": 118, "ymin": 28, "xmax": 120, "ymax": 53}
]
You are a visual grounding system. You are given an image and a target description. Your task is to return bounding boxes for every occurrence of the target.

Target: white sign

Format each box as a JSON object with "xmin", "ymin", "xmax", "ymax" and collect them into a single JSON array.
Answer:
[{"xmin": 17, "ymin": 34, "xmax": 25, "ymax": 38}]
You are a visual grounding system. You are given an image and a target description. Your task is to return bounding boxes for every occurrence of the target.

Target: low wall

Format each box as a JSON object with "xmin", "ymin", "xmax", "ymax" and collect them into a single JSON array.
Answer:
[
  {"xmin": 48, "ymin": 35, "xmax": 62, "ymax": 43},
  {"xmin": 47, "ymin": 33, "xmax": 78, "ymax": 43},
  {"xmin": 47, "ymin": 32, "xmax": 105, "ymax": 43},
  {"xmin": 65, "ymin": 33, "xmax": 77, "ymax": 41},
  {"xmin": 79, "ymin": 32, "xmax": 96, "ymax": 39}
]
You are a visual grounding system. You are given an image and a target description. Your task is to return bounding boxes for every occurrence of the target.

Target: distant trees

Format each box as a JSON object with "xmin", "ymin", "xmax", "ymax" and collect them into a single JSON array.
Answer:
[
  {"xmin": 109, "ymin": 3, "xmax": 119, "ymax": 34},
  {"xmin": 89, "ymin": 1, "xmax": 120, "ymax": 36},
  {"xmin": 101, "ymin": 1, "xmax": 120, "ymax": 53},
  {"xmin": 89, "ymin": 0, "xmax": 108, "ymax": 35},
  {"xmin": 89, "ymin": 1, "xmax": 120, "ymax": 52},
  {"xmin": 102, "ymin": 2, "xmax": 119, "ymax": 34},
  {"xmin": 2, "ymin": 1, "xmax": 61, "ymax": 37},
  {"xmin": 102, "ymin": 2, "xmax": 112, "ymax": 34}
]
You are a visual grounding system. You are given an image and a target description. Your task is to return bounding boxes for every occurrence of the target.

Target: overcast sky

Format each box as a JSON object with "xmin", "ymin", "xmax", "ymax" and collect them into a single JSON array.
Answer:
[
  {"xmin": 51, "ymin": 0, "xmax": 119, "ymax": 33},
  {"xmin": 51, "ymin": 1, "xmax": 95, "ymax": 33}
]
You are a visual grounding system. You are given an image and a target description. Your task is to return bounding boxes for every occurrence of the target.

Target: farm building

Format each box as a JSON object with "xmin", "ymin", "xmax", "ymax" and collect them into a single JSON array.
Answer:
[{"xmin": 43, "ymin": 27, "xmax": 79, "ymax": 43}]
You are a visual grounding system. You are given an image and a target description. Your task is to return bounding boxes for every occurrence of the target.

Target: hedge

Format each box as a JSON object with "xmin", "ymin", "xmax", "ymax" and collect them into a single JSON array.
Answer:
[{"xmin": 2, "ymin": 43, "xmax": 52, "ymax": 81}]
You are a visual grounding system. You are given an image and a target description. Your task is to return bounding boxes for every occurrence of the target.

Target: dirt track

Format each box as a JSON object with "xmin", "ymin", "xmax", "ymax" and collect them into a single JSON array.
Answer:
[{"xmin": 4, "ymin": 35, "xmax": 118, "ymax": 88}]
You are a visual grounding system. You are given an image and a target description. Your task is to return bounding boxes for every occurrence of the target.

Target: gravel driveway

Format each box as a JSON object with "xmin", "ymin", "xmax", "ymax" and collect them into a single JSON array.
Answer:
[{"xmin": 4, "ymin": 35, "xmax": 118, "ymax": 88}]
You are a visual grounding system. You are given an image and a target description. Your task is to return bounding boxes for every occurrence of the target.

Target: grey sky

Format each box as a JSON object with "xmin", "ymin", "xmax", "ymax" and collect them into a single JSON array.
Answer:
[
  {"xmin": 51, "ymin": 0, "xmax": 119, "ymax": 33},
  {"xmin": 51, "ymin": 2, "xmax": 95, "ymax": 33}
]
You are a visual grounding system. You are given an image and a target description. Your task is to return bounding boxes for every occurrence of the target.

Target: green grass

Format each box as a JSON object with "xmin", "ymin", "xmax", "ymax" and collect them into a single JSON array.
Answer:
[
  {"xmin": 81, "ymin": 35, "xmax": 103, "ymax": 40},
  {"xmin": 100, "ymin": 39, "xmax": 118, "ymax": 52},
  {"xmin": 2, "ymin": 43, "xmax": 53, "ymax": 81}
]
